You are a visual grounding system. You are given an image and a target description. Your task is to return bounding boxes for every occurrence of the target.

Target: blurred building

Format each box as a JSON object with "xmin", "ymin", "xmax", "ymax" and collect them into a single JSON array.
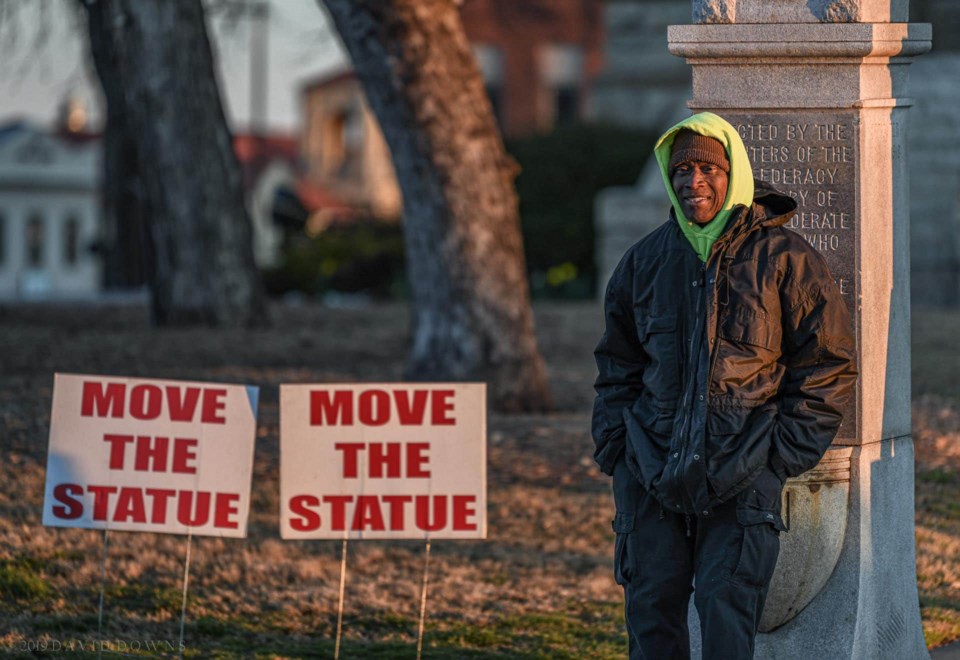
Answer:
[
  {"xmin": 0, "ymin": 122, "xmax": 102, "ymax": 301},
  {"xmin": 589, "ymin": 0, "xmax": 691, "ymax": 132},
  {"xmin": 0, "ymin": 114, "xmax": 325, "ymax": 301},
  {"xmin": 300, "ymin": 72, "xmax": 403, "ymax": 223},
  {"xmin": 233, "ymin": 133, "xmax": 301, "ymax": 269},
  {"xmin": 300, "ymin": 0, "xmax": 604, "ymax": 222},
  {"xmin": 460, "ymin": 0, "xmax": 604, "ymax": 136}
]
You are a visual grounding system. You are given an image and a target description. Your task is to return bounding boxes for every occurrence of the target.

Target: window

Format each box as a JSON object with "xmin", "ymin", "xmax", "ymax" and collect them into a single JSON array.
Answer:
[
  {"xmin": 538, "ymin": 44, "xmax": 584, "ymax": 130},
  {"xmin": 26, "ymin": 214, "xmax": 44, "ymax": 267},
  {"xmin": 322, "ymin": 108, "xmax": 363, "ymax": 178},
  {"xmin": 485, "ymin": 85, "xmax": 504, "ymax": 131},
  {"xmin": 322, "ymin": 111, "xmax": 346, "ymax": 175},
  {"xmin": 554, "ymin": 87, "xmax": 580, "ymax": 127},
  {"xmin": 64, "ymin": 215, "xmax": 80, "ymax": 266}
]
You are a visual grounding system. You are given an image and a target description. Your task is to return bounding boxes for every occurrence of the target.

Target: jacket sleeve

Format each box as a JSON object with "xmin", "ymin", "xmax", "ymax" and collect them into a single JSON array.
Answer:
[
  {"xmin": 771, "ymin": 248, "xmax": 858, "ymax": 479},
  {"xmin": 592, "ymin": 260, "xmax": 648, "ymax": 475}
]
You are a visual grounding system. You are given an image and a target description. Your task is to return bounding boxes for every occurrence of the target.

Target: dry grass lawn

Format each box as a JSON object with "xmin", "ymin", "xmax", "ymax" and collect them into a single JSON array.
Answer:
[
  {"xmin": 912, "ymin": 309, "xmax": 960, "ymax": 649},
  {"xmin": 0, "ymin": 301, "xmax": 956, "ymax": 657}
]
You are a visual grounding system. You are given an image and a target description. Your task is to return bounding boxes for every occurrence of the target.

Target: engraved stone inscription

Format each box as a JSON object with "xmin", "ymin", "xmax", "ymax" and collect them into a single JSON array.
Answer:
[
  {"xmin": 728, "ymin": 112, "xmax": 857, "ymax": 307},
  {"xmin": 723, "ymin": 111, "xmax": 858, "ymax": 439}
]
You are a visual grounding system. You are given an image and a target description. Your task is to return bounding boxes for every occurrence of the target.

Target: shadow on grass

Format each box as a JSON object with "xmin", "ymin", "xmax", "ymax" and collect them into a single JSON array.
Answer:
[{"xmin": 169, "ymin": 601, "xmax": 627, "ymax": 659}]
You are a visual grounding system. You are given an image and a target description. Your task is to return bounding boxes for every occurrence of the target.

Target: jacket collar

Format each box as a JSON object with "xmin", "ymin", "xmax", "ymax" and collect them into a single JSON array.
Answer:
[
  {"xmin": 705, "ymin": 181, "xmax": 797, "ymax": 257},
  {"xmin": 751, "ymin": 180, "xmax": 798, "ymax": 228}
]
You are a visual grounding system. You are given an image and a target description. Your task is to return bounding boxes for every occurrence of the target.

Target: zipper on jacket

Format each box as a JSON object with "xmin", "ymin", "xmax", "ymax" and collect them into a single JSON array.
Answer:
[
  {"xmin": 706, "ymin": 246, "xmax": 738, "ymax": 392},
  {"xmin": 671, "ymin": 261, "xmax": 707, "ymax": 514},
  {"xmin": 707, "ymin": 260, "xmax": 728, "ymax": 388}
]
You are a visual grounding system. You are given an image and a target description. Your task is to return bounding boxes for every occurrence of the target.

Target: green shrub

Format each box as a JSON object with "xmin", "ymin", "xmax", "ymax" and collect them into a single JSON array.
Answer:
[
  {"xmin": 265, "ymin": 124, "xmax": 655, "ymax": 300},
  {"xmin": 263, "ymin": 220, "xmax": 406, "ymax": 299},
  {"xmin": 506, "ymin": 123, "xmax": 658, "ymax": 299}
]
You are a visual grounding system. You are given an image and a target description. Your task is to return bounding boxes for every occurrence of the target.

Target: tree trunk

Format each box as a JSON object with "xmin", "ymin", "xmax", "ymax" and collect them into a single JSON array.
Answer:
[
  {"xmin": 85, "ymin": 10, "xmax": 151, "ymax": 291},
  {"xmin": 80, "ymin": 0, "xmax": 266, "ymax": 326},
  {"xmin": 322, "ymin": 0, "xmax": 552, "ymax": 411}
]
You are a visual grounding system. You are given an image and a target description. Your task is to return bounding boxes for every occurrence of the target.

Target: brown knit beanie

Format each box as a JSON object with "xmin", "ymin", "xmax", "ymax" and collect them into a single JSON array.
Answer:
[{"xmin": 669, "ymin": 129, "xmax": 730, "ymax": 174}]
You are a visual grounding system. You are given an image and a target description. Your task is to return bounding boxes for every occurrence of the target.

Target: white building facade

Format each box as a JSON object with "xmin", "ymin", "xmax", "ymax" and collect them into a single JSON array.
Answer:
[{"xmin": 0, "ymin": 124, "xmax": 102, "ymax": 301}]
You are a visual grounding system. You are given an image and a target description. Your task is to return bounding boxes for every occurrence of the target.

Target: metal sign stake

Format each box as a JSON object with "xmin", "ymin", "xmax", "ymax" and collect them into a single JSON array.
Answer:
[
  {"xmin": 334, "ymin": 538, "xmax": 349, "ymax": 660},
  {"xmin": 97, "ymin": 529, "xmax": 109, "ymax": 660},
  {"xmin": 416, "ymin": 539, "xmax": 432, "ymax": 660},
  {"xmin": 177, "ymin": 531, "xmax": 193, "ymax": 660}
]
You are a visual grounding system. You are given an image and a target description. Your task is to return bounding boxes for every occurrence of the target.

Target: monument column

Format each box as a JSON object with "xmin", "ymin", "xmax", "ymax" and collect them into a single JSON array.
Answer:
[{"xmin": 669, "ymin": 3, "xmax": 931, "ymax": 658}]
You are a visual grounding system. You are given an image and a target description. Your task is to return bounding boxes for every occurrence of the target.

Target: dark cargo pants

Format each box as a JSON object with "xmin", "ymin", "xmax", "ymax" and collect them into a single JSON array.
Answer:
[{"xmin": 611, "ymin": 459, "xmax": 786, "ymax": 660}]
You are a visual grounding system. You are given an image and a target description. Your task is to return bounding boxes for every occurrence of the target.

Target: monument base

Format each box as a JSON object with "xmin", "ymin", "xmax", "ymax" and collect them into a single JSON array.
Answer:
[
  {"xmin": 756, "ymin": 436, "xmax": 927, "ymax": 659},
  {"xmin": 685, "ymin": 436, "xmax": 927, "ymax": 659}
]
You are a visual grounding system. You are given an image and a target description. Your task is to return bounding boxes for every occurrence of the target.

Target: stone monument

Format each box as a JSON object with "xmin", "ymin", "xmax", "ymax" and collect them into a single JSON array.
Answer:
[
  {"xmin": 590, "ymin": 0, "xmax": 691, "ymax": 132},
  {"xmin": 665, "ymin": 1, "xmax": 932, "ymax": 657}
]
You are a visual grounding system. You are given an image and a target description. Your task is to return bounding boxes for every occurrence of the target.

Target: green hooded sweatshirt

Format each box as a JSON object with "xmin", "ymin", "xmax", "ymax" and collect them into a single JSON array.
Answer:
[{"xmin": 653, "ymin": 112, "xmax": 755, "ymax": 262}]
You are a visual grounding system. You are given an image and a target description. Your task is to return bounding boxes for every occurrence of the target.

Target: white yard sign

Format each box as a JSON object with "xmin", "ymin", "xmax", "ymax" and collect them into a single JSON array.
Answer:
[
  {"xmin": 43, "ymin": 374, "xmax": 258, "ymax": 538},
  {"xmin": 280, "ymin": 383, "xmax": 486, "ymax": 540}
]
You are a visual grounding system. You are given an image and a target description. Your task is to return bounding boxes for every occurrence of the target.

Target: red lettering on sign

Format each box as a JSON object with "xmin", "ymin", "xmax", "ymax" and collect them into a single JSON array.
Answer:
[
  {"xmin": 145, "ymin": 488, "xmax": 175, "ymax": 524},
  {"xmin": 358, "ymin": 390, "xmax": 390, "ymax": 425},
  {"xmin": 103, "ymin": 434, "xmax": 134, "ymax": 469},
  {"xmin": 171, "ymin": 438, "xmax": 198, "ymax": 474},
  {"xmin": 407, "ymin": 443, "xmax": 430, "ymax": 478},
  {"xmin": 395, "ymin": 390, "xmax": 428, "ymax": 424},
  {"xmin": 334, "ymin": 442, "xmax": 432, "ymax": 478},
  {"xmin": 201, "ymin": 389, "xmax": 227, "ymax": 424},
  {"xmin": 130, "ymin": 385, "xmax": 162, "ymax": 420},
  {"xmin": 334, "ymin": 443, "xmax": 364, "ymax": 478},
  {"xmin": 103, "ymin": 434, "xmax": 197, "ymax": 473},
  {"xmin": 309, "ymin": 388, "xmax": 457, "ymax": 426},
  {"xmin": 213, "ymin": 492, "xmax": 239, "ymax": 529},
  {"xmin": 52, "ymin": 483, "xmax": 83, "ymax": 519},
  {"xmin": 415, "ymin": 495, "xmax": 446, "ymax": 531},
  {"xmin": 88, "ymin": 485, "xmax": 118, "ymax": 521},
  {"xmin": 134, "ymin": 436, "xmax": 169, "ymax": 471},
  {"xmin": 452, "ymin": 495, "xmax": 477, "ymax": 531},
  {"xmin": 369, "ymin": 442, "xmax": 401, "ymax": 478},
  {"xmin": 284, "ymin": 494, "xmax": 478, "ymax": 533},
  {"xmin": 381, "ymin": 495, "xmax": 412, "ymax": 531},
  {"xmin": 289, "ymin": 495, "xmax": 322, "ymax": 532},
  {"xmin": 49, "ymin": 485, "xmax": 242, "ymax": 528},
  {"xmin": 79, "ymin": 381, "xmax": 228, "ymax": 423},
  {"xmin": 81, "ymin": 382, "xmax": 125, "ymax": 418},
  {"xmin": 323, "ymin": 495, "xmax": 352, "ymax": 531},
  {"xmin": 177, "ymin": 491, "xmax": 210, "ymax": 526},
  {"xmin": 352, "ymin": 495, "xmax": 386, "ymax": 531},
  {"xmin": 166, "ymin": 386, "xmax": 200, "ymax": 421},
  {"xmin": 311, "ymin": 391, "xmax": 353, "ymax": 425},
  {"xmin": 431, "ymin": 390, "xmax": 456, "ymax": 425},
  {"xmin": 114, "ymin": 487, "xmax": 147, "ymax": 523}
]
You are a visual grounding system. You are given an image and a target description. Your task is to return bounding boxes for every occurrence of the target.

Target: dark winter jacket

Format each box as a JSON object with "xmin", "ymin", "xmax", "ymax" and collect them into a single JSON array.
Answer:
[{"xmin": 592, "ymin": 182, "xmax": 858, "ymax": 516}]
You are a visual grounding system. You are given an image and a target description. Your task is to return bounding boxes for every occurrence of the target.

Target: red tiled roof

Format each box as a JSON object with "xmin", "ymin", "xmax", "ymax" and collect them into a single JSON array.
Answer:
[
  {"xmin": 296, "ymin": 177, "xmax": 351, "ymax": 213},
  {"xmin": 233, "ymin": 133, "xmax": 301, "ymax": 190},
  {"xmin": 233, "ymin": 133, "xmax": 299, "ymax": 165}
]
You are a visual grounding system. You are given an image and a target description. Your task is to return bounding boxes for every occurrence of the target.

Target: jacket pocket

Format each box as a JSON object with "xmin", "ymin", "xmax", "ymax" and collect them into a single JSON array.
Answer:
[
  {"xmin": 730, "ymin": 504, "xmax": 784, "ymax": 588},
  {"xmin": 623, "ymin": 400, "xmax": 676, "ymax": 492},
  {"xmin": 719, "ymin": 306, "xmax": 781, "ymax": 352},
  {"xmin": 612, "ymin": 457, "xmax": 642, "ymax": 512},
  {"xmin": 635, "ymin": 311, "xmax": 680, "ymax": 399},
  {"xmin": 612, "ymin": 510, "xmax": 635, "ymax": 586}
]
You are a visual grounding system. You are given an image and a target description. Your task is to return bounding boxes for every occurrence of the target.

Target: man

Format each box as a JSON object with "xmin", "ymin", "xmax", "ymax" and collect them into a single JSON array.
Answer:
[{"xmin": 592, "ymin": 112, "xmax": 857, "ymax": 659}]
